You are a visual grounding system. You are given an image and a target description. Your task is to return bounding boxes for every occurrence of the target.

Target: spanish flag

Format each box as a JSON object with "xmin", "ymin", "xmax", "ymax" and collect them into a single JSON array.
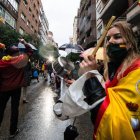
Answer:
[{"xmin": 94, "ymin": 59, "xmax": 140, "ymax": 140}]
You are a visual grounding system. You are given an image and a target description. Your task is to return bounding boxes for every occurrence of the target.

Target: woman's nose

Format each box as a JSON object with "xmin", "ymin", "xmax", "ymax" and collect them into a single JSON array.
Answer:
[{"xmin": 108, "ymin": 36, "xmax": 116, "ymax": 44}]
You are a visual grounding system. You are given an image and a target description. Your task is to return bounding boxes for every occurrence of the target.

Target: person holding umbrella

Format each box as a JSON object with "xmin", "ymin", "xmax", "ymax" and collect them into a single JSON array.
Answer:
[{"xmin": 0, "ymin": 39, "xmax": 33, "ymax": 138}]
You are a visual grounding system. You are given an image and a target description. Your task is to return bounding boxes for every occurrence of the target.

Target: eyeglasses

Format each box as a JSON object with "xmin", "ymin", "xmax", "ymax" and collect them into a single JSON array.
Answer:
[{"xmin": 106, "ymin": 33, "xmax": 122, "ymax": 42}]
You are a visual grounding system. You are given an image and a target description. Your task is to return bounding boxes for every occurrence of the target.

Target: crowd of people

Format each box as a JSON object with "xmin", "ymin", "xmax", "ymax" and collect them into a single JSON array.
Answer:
[{"xmin": 0, "ymin": 19, "xmax": 140, "ymax": 139}]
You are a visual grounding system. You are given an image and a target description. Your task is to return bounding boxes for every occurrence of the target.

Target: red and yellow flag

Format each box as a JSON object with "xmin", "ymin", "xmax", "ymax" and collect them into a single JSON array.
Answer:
[{"xmin": 94, "ymin": 59, "xmax": 140, "ymax": 140}]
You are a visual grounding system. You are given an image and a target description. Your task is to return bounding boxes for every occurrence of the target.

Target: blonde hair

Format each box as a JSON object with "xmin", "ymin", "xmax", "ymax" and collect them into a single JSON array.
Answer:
[{"xmin": 104, "ymin": 21, "xmax": 140, "ymax": 80}]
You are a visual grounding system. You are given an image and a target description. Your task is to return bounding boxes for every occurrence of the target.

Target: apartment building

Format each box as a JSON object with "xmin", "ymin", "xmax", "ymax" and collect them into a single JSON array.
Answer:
[
  {"xmin": 39, "ymin": 6, "xmax": 49, "ymax": 45},
  {"xmin": 76, "ymin": 0, "xmax": 140, "ymax": 50},
  {"xmin": 73, "ymin": 16, "xmax": 78, "ymax": 44},
  {"xmin": 96, "ymin": 0, "xmax": 140, "ymax": 40},
  {"xmin": 0, "ymin": 0, "xmax": 50, "ymax": 46},
  {"xmin": 16, "ymin": 0, "xmax": 41, "ymax": 35},
  {"xmin": 77, "ymin": 0, "xmax": 97, "ymax": 49}
]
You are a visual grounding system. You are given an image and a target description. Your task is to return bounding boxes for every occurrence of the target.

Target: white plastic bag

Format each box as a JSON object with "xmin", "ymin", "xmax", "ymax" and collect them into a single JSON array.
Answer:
[{"xmin": 53, "ymin": 70, "xmax": 105, "ymax": 120}]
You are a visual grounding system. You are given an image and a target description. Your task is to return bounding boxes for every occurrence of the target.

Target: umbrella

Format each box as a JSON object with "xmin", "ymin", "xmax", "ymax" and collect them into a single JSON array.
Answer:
[
  {"xmin": 64, "ymin": 118, "xmax": 79, "ymax": 140},
  {"xmin": 58, "ymin": 50, "xmax": 68, "ymax": 57},
  {"xmin": 59, "ymin": 44, "xmax": 83, "ymax": 55},
  {"xmin": 81, "ymin": 47, "xmax": 104, "ymax": 60},
  {"xmin": 18, "ymin": 42, "xmax": 25, "ymax": 48},
  {"xmin": 28, "ymin": 43, "xmax": 37, "ymax": 50},
  {"xmin": 18, "ymin": 42, "xmax": 37, "ymax": 50}
]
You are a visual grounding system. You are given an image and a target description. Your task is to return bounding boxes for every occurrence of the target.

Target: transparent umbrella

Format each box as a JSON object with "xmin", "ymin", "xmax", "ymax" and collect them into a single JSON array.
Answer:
[
  {"xmin": 28, "ymin": 43, "xmax": 37, "ymax": 50},
  {"xmin": 18, "ymin": 42, "xmax": 37, "ymax": 50}
]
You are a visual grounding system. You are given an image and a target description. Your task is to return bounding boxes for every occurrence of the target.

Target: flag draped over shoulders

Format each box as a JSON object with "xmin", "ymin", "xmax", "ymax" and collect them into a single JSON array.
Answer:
[
  {"xmin": 94, "ymin": 59, "xmax": 140, "ymax": 140},
  {"xmin": 0, "ymin": 54, "xmax": 28, "ymax": 92}
]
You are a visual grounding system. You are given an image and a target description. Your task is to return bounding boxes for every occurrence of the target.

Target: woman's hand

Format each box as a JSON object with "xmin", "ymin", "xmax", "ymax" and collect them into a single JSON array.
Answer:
[
  {"xmin": 64, "ymin": 78, "xmax": 75, "ymax": 87},
  {"xmin": 78, "ymin": 55, "xmax": 98, "ymax": 75}
]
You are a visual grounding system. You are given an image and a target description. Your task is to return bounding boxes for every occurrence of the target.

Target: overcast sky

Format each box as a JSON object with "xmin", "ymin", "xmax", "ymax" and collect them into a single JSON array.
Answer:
[{"xmin": 41, "ymin": 0, "xmax": 80, "ymax": 46}]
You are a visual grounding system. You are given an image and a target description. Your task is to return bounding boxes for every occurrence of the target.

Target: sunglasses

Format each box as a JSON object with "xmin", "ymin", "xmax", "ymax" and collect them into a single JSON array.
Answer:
[{"xmin": 106, "ymin": 33, "xmax": 122, "ymax": 42}]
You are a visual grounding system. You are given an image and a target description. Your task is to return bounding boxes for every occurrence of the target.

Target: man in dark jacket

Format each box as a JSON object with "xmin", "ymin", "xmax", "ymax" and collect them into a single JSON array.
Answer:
[{"xmin": 0, "ymin": 40, "xmax": 32, "ymax": 138}]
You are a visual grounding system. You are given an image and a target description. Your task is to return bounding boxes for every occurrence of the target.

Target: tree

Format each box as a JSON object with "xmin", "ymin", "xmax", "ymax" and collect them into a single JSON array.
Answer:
[
  {"xmin": 22, "ymin": 34, "xmax": 42, "ymax": 49},
  {"xmin": 0, "ymin": 25, "xmax": 20, "ymax": 47},
  {"xmin": 0, "ymin": 24, "xmax": 43, "ymax": 62}
]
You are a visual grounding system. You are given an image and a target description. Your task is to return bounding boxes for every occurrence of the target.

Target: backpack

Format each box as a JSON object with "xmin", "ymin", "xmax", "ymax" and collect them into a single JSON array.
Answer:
[{"xmin": 33, "ymin": 70, "xmax": 38, "ymax": 78}]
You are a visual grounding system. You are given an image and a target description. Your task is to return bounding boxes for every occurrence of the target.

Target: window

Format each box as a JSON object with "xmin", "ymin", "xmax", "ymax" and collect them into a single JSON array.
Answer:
[
  {"xmin": 21, "ymin": 12, "xmax": 26, "ymax": 21},
  {"xmin": 0, "ymin": 6, "xmax": 5, "ymax": 17},
  {"xmin": 8, "ymin": 0, "xmax": 18, "ymax": 11},
  {"xmin": 27, "ymin": 20, "xmax": 30, "ymax": 26},
  {"xmin": 31, "ymin": 25, "xmax": 34, "ymax": 31},
  {"xmin": 35, "ymin": 19, "xmax": 38, "ymax": 25},
  {"xmin": 37, "ymin": 1, "xmax": 39, "ymax": 5},
  {"xmin": 0, "ymin": 6, "xmax": 16, "ymax": 28},
  {"xmin": 36, "ymin": 10, "xmax": 38, "ymax": 15},
  {"xmin": 5, "ymin": 11, "xmax": 11, "ymax": 23},
  {"xmin": 29, "ymin": 7, "xmax": 32, "ymax": 13},
  {"xmin": 23, "ymin": 0, "xmax": 28, "ymax": 5},
  {"xmin": 32, "ymin": 14, "xmax": 35, "ymax": 19},
  {"xmin": 19, "ymin": 27, "xmax": 24, "ymax": 35}
]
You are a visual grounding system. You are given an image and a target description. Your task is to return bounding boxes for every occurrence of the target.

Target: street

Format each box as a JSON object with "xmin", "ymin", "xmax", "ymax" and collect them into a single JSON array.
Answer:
[{"xmin": 0, "ymin": 76, "xmax": 93, "ymax": 140}]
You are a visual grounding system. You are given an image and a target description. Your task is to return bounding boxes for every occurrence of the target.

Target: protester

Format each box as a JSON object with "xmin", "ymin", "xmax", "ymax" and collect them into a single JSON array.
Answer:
[
  {"xmin": 41, "ymin": 61, "xmax": 48, "ymax": 81},
  {"xmin": 79, "ymin": 21, "xmax": 140, "ymax": 139},
  {"xmin": 22, "ymin": 59, "xmax": 32, "ymax": 103},
  {"xmin": 0, "ymin": 43, "xmax": 5, "ymax": 59},
  {"xmin": 32, "ymin": 66, "xmax": 39, "ymax": 82},
  {"xmin": 0, "ymin": 39, "xmax": 32, "ymax": 138}
]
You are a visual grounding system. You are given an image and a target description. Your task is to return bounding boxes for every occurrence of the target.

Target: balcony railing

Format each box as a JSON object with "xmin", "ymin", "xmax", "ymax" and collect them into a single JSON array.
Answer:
[
  {"xmin": 126, "ymin": 2, "xmax": 140, "ymax": 24},
  {"xmin": 0, "ymin": 0, "xmax": 18, "ymax": 19},
  {"xmin": 85, "ymin": 21, "xmax": 91, "ymax": 32},
  {"xmin": 88, "ymin": 5, "xmax": 93, "ymax": 16}
]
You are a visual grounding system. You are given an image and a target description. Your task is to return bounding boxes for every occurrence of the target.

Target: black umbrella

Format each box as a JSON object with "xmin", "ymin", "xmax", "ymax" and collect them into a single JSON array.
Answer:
[
  {"xmin": 59, "ymin": 44, "xmax": 84, "ymax": 54},
  {"xmin": 64, "ymin": 118, "xmax": 79, "ymax": 140}
]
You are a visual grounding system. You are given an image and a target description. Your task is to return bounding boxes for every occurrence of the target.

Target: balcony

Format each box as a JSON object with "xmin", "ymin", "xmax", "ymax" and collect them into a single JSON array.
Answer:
[
  {"xmin": 83, "ymin": 35, "xmax": 96, "ymax": 49},
  {"xmin": 88, "ymin": 4, "xmax": 94, "ymax": 16},
  {"xmin": 100, "ymin": 0, "xmax": 128, "ymax": 21},
  {"xmin": 79, "ymin": 32, "xmax": 85, "ymax": 44},
  {"xmin": 85, "ymin": 21, "xmax": 91, "ymax": 32},
  {"xmin": 79, "ymin": 20, "xmax": 85, "ymax": 32},
  {"xmin": 126, "ymin": 2, "xmax": 140, "ymax": 24},
  {"xmin": 0, "ymin": 0, "xmax": 18, "ymax": 19}
]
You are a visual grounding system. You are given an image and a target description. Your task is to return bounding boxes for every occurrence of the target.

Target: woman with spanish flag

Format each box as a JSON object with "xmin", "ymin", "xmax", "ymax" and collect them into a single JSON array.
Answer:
[{"xmin": 79, "ymin": 21, "xmax": 140, "ymax": 139}]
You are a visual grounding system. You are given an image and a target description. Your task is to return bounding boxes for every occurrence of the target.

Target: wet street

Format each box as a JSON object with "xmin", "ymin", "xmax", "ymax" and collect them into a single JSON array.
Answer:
[{"xmin": 0, "ymin": 77, "xmax": 93, "ymax": 140}]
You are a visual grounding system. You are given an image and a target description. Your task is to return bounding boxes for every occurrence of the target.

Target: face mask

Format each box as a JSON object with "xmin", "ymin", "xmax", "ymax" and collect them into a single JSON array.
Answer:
[{"xmin": 106, "ymin": 44, "xmax": 128, "ymax": 62}]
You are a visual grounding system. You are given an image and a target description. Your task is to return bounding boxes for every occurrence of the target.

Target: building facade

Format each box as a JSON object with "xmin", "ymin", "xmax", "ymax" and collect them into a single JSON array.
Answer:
[
  {"xmin": 0, "ymin": 0, "xmax": 19, "ymax": 29},
  {"xmin": 76, "ymin": 0, "xmax": 140, "ymax": 50},
  {"xmin": 73, "ymin": 16, "xmax": 78, "ymax": 45},
  {"xmin": 96, "ymin": 0, "xmax": 140, "ymax": 42},
  {"xmin": 0, "ymin": 0, "xmax": 53, "ymax": 47},
  {"xmin": 39, "ymin": 6, "xmax": 49, "ymax": 45},
  {"xmin": 77, "ymin": 0, "xmax": 97, "ymax": 49},
  {"xmin": 16, "ymin": 0, "xmax": 41, "ymax": 35}
]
